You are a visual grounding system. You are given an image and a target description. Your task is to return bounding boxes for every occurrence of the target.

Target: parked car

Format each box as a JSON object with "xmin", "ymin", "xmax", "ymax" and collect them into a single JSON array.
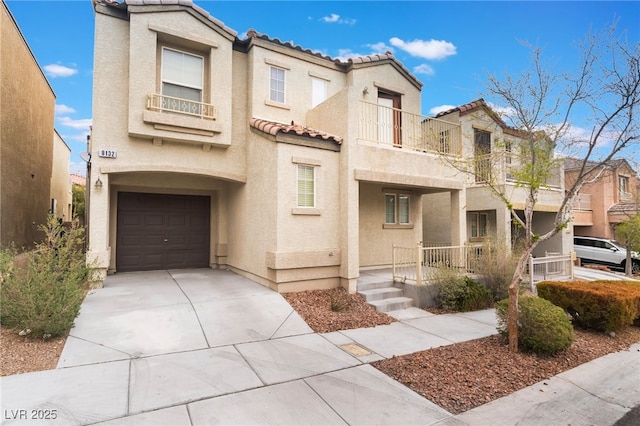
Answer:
[{"xmin": 574, "ymin": 236, "xmax": 640, "ymax": 274}]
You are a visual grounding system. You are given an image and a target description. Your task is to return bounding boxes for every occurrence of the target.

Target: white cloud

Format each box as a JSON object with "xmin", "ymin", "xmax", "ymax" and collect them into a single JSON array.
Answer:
[
  {"xmin": 43, "ymin": 64, "xmax": 78, "ymax": 78},
  {"xmin": 429, "ymin": 105, "xmax": 456, "ymax": 115},
  {"xmin": 389, "ymin": 37, "xmax": 456, "ymax": 60},
  {"xmin": 321, "ymin": 13, "xmax": 356, "ymax": 25},
  {"xmin": 58, "ymin": 116, "xmax": 92, "ymax": 130},
  {"xmin": 335, "ymin": 49, "xmax": 366, "ymax": 61},
  {"xmin": 55, "ymin": 104, "xmax": 76, "ymax": 115},
  {"xmin": 487, "ymin": 102, "xmax": 517, "ymax": 121},
  {"xmin": 368, "ymin": 42, "xmax": 392, "ymax": 54},
  {"xmin": 413, "ymin": 64, "xmax": 435, "ymax": 76}
]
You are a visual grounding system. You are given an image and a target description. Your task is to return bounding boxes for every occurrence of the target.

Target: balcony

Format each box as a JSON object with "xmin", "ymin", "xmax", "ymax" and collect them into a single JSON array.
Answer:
[
  {"xmin": 146, "ymin": 93, "xmax": 217, "ymax": 120},
  {"xmin": 474, "ymin": 152, "xmax": 562, "ymax": 188},
  {"xmin": 359, "ymin": 101, "xmax": 461, "ymax": 156},
  {"xmin": 572, "ymin": 193, "xmax": 593, "ymax": 225}
]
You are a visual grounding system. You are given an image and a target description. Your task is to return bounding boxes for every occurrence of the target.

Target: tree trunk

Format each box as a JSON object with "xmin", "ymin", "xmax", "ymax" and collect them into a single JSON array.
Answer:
[{"xmin": 507, "ymin": 283, "xmax": 519, "ymax": 352}]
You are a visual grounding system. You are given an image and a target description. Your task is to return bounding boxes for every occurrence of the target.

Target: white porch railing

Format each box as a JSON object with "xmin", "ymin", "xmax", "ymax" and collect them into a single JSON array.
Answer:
[
  {"xmin": 359, "ymin": 101, "xmax": 462, "ymax": 156},
  {"xmin": 527, "ymin": 252, "xmax": 575, "ymax": 293},
  {"xmin": 147, "ymin": 93, "xmax": 217, "ymax": 120},
  {"xmin": 392, "ymin": 243, "xmax": 484, "ymax": 285}
]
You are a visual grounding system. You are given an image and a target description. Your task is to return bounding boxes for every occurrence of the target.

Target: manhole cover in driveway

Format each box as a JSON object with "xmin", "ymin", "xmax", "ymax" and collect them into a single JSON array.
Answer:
[{"xmin": 341, "ymin": 343, "xmax": 372, "ymax": 356}]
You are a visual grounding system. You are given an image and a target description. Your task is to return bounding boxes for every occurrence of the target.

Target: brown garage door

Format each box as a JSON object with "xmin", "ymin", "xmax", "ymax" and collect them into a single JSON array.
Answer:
[{"xmin": 116, "ymin": 192, "xmax": 210, "ymax": 272}]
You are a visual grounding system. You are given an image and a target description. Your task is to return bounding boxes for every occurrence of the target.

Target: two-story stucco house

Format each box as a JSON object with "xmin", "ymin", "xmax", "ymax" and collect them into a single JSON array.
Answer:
[
  {"xmin": 567, "ymin": 158, "xmax": 639, "ymax": 240},
  {"xmin": 424, "ymin": 99, "xmax": 572, "ymax": 256},
  {"xmin": 89, "ymin": 0, "xmax": 469, "ymax": 292}
]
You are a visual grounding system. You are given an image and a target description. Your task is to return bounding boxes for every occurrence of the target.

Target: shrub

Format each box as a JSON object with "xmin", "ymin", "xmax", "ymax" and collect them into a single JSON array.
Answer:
[
  {"xmin": 537, "ymin": 280, "xmax": 640, "ymax": 332},
  {"xmin": 433, "ymin": 267, "xmax": 493, "ymax": 311},
  {"xmin": 496, "ymin": 296, "xmax": 574, "ymax": 355},
  {"xmin": 329, "ymin": 288, "xmax": 351, "ymax": 312},
  {"xmin": 475, "ymin": 240, "xmax": 519, "ymax": 300},
  {"xmin": 0, "ymin": 216, "xmax": 91, "ymax": 338}
]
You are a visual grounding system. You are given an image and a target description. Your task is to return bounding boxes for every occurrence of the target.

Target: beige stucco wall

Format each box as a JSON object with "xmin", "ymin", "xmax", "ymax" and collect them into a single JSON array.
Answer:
[
  {"xmin": 359, "ymin": 183, "xmax": 423, "ymax": 267},
  {"xmin": 90, "ymin": 1, "xmax": 473, "ymax": 292},
  {"xmin": 51, "ymin": 131, "xmax": 72, "ymax": 221},
  {"xmin": 1, "ymin": 2, "xmax": 55, "ymax": 249}
]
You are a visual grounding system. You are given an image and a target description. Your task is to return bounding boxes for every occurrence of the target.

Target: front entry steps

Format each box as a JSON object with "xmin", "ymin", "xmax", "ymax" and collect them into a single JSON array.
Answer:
[{"xmin": 357, "ymin": 280, "xmax": 413, "ymax": 313}]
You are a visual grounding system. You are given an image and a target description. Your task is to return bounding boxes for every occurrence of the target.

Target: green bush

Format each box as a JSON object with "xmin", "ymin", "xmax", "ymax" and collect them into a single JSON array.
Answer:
[
  {"xmin": 0, "ymin": 216, "xmax": 91, "ymax": 338},
  {"xmin": 435, "ymin": 271, "xmax": 493, "ymax": 312},
  {"xmin": 496, "ymin": 296, "xmax": 574, "ymax": 355}
]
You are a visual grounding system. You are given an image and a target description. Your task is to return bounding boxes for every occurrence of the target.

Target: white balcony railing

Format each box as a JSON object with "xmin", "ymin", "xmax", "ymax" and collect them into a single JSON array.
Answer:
[
  {"xmin": 359, "ymin": 101, "xmax": 461, "ymax": 156},
  {"xmin": 474, "ymin": 152, "xmax": 562, "ymax": 188},
  {"xmin": 147, "ymin": 93, "xmax": 217, "ymax": 120}
]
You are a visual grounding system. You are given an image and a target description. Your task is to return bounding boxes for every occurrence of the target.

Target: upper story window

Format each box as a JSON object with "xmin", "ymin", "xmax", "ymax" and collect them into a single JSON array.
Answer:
[
  {"xmin": 619, "ymin": 175, "xmax": 630, "ymax": 199},
  {"xmin": 311, "ymin": 77, "xmax": 327, "ymax": 108},
  {"xmin": 270, "ymin": 66, "xmax": 286, "ymax": 103},
  {"xmin": 297, "ymin": 165, "xmax": 315, "ymax": 208},
  {"xmin": 161, "ymin": 48, "xmax": 204, "ymax": 110}
]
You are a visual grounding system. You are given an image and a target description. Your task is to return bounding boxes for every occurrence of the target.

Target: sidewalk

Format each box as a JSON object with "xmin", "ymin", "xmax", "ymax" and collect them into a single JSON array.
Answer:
[{"xmin": 1, "ymin": 269, "xmax": 638, "ymax": 425}]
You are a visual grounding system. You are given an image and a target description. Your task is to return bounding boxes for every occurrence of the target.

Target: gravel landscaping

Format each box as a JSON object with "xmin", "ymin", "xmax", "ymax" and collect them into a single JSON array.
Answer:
[{"xmin": 284, "ymin": 287, "xmax": 640, "ymax": 414}]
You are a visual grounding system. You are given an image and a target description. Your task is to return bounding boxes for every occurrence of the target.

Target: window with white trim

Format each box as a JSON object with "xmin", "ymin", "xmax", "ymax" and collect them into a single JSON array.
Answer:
[
  {"xmin": 311, "ymin": 77, "xmax": 327, "ymax": 107},
  {"xmin": 270, "ymin": 66, "xmax": 286, "ymax": 103},
  {"xmin": 470, "ymin": 212, "xmax": 488, "ymax": 238},
  {"xmin": 297, "ymin": 165, "xmax": 315, "ymax": 208},
  {"xmin": 161, "ymin": 47, "xmax": 204, "ymax": 113},
  {"xmin": 385, "ymin": 193, "xmax": 410, "ymax": 225},
  {"xmin": 619, "ymin": 175, "xmax": 630, "ymax": 198}
]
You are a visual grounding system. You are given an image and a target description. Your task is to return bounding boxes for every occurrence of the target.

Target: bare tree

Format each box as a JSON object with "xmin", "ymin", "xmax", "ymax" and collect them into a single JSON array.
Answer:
[{"xmin": 476, "ymin": 24, "xmax": 639, "ymax": 352}]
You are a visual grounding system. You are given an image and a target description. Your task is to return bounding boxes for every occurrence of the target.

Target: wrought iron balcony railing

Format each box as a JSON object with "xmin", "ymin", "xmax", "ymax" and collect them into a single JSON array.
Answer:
[{"xmin": 146, "ymin": 93, "xmax": 217, "ymax": 120}]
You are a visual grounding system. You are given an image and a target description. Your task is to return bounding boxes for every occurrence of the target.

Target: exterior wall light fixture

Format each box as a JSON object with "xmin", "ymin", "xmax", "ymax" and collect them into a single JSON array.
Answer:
[{"xmin": 95, "ymin": 176, "xmax": 103, "ymax": 189}]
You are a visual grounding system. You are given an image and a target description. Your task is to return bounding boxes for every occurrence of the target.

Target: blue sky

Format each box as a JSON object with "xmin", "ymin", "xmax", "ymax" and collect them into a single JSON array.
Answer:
[{"xmin": 6, "ymin": 0, "xmax": 640, "ymax": 174}]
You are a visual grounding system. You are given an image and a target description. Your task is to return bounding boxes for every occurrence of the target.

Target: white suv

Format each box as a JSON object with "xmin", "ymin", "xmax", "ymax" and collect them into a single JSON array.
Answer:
[{"xmin": 574, "ymin": 236, "xmax": 640, "ymax": 274}]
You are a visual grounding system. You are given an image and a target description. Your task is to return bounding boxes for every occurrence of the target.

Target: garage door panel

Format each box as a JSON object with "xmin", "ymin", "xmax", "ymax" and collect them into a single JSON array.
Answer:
[{"xmin": 117, "ymin": 192, "xmax": 210, "ymax": 272}]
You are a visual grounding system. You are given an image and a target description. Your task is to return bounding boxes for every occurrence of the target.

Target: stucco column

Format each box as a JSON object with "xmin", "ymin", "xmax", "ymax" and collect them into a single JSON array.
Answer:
[
  {"xmin": 87, "ymin": 172, "xmax": 111, "ymax": 284},
  {"xmin": 450, "ymin": 189, "xmax": 466, "ymax": 245},
  {"xmin": 496, "ymin": 205, "xmax": 511, "ymax": 254}
]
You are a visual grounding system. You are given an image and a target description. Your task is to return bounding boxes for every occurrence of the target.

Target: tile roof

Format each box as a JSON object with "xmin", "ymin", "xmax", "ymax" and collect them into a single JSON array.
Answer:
[
  {"xmin": 608, "ymin": 203, "xmax": 639, "ymax": 214},
  {"xmin": 564, "ymin": 157, "xmax": 636, "ymax": 173},
  {"xmin": 250, "ymin": 118, "xmax": 343, "ymax": 144},
  {"xmin": 435, "ymin": 98, "xmax": 533, "ymax": 137},
  {"xmin": 244, "ymin": 30, "xmax": 422, "ymax": 89},
  {"xmin": 97, "ymin": 0, "xmax": 237, "ymax": 37},
  {"xmin": 98, "ymin": 2, "xmax": 420, "ymax": 88}
]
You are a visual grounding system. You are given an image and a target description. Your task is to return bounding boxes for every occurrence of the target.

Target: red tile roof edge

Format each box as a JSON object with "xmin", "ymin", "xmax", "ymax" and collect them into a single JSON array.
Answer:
[{"xmin": 250, "ymin": 118, "xmax": 343, "ymax": 144}]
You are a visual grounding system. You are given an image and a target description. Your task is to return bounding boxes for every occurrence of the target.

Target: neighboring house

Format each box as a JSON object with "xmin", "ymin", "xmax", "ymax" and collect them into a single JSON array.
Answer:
[
  {"xmin": 51, "ymin": 130, "xmax": 73, "ymax": 222},
  {"xmin": 89, "ymin": 0, "xmax": 468, "ymax": 292},
  {"xmin": 425, "ymin": 99, "xmax": 572, "ymax": 256},
  {"xmin": 566, "ymin": 158, "xmax": 639, "ymax": 240},
  {"xmin": 0, "ymin": 1, "xmax": 56, "ymax": 249}
]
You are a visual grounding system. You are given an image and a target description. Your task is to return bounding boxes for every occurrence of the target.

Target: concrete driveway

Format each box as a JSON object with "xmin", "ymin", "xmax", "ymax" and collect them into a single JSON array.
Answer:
[{"xmin": 57, "ymin": 269, "xmax": 314, "ymax": 367}]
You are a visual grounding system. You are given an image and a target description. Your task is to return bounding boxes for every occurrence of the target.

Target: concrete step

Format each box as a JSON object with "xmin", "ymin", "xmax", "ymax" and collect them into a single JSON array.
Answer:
[
  {"xmin": 357, "ymin": 280, "xmax": 396, "ymax": 292},
  {"xmin": 367, "ymin": 296, "xmax": 414, "ymax": 313},
  {"xmin": 359, "ymin": 287, "xmax": 404, "ymax": 302}
]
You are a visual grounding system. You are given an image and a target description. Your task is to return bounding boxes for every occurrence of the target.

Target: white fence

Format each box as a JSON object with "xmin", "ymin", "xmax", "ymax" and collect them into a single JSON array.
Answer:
[
  {"xmin": 527, "ymin": 252, "xmax": 575, "ymax": 293},
  {"xmin": 392, "ymin": 243, "xmax": 484, "ymax": 285}
]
